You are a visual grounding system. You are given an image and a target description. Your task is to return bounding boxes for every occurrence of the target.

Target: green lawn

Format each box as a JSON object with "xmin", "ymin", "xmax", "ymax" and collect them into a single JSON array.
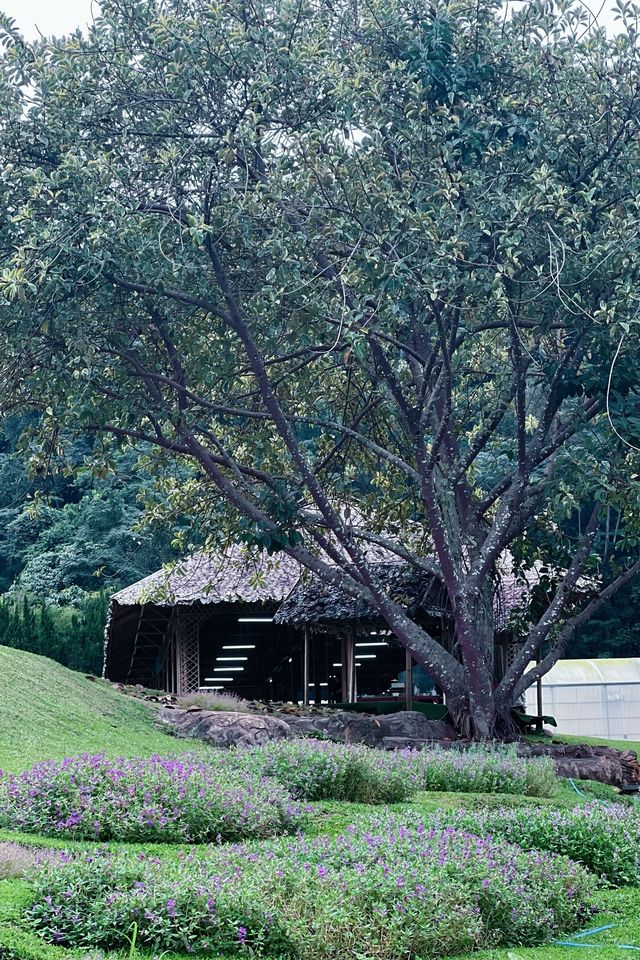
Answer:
[
  {"xmin": 0, "ymin": 645, "xmax": 204, "ymax": 772},
  {"xmin": 552, "ymin": 732, "xmax": 640, "ymax": 755}
]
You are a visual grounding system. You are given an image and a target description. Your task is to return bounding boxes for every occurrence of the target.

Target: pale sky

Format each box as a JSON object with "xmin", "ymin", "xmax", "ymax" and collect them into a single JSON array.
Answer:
[
  {"xmin": 1, "ymin": 0, "xmax": 96, "ymax": 40},
  {"xmin": 0, "ymin": 0, "xmax": 621, "ymax": 42}
]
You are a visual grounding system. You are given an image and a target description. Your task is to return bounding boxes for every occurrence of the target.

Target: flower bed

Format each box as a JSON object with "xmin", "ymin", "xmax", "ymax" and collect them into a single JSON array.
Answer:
[
  {"xmin": 228, "ymin": 740, "xmax": 555, "ymax": 802},
  {"xmin": 236, "ymin": 739, "xmax": 420, "ymax": 802},
  {"xmin": 0, "ymin": 743, "xmax": 559, "ymax": 845},
  {"xmin": 414, "ymin": 745, "xmax": 557, "ymax": 797},
  {"xmin": 418, "ymin": 802, "xmax": 640, "ymax": 886},
  {"xmin": 0, "ymin": 754, "xmax": 304, "ymax": 843},
  {"xmin": 28, "ymin": 819, "xmax": 597, "ymax": 957}
]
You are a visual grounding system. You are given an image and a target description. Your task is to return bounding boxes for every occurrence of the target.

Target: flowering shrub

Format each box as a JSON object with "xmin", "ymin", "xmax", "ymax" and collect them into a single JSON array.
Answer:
[
  {"xmin": 0, "ymin": 841, "xmax": 51, "ymax": 880},
  {"xmin": 236, "ymin": 739, "xmax": 421, "ymax": 802},
  {"xmin": 28, "ymin": 818, "xmax": 597, "ymax": 956},
  {"xmin": 423, "ymin": 802, "xmax": 640, "ymax": 885},
  {"xmin": 231, "ymin": 740, "xmax": 554, "ymax": 803},
  {"xmin": 178, "ymin": 690, "xmax": 250, "ymax": 712},
  {"xmin": 0, "ymin": 754, "xmax": 304, "ymax": 843},
  {"xmin": 414, "ymin": 745, "xmax": 556, "ymax": 797}
]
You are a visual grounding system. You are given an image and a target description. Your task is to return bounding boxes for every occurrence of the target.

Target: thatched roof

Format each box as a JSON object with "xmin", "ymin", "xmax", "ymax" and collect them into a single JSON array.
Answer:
[
  {"xmin": 109, "ymin": 548, "xmax": 535, "ymax": 630},
  {"xmin": 111, "ymin": 548, "xmax": 301, "ymax": 607},
  {"xmin": 274, "ymin": 562, "xmax": 446, "ymax": 627}
]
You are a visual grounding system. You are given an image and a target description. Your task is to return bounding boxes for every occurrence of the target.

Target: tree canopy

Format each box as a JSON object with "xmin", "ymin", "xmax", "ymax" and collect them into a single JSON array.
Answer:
[
  {"xmin": 1, "ymin": 0, "xmax": 640, "ymax": 734},
  {"xmin": 0, "ymin": 417, "xmax": 182, "ymax": 674},
  {"xmin": 0, "ymin": 417, "xmax": 182, "ymax": 597}
]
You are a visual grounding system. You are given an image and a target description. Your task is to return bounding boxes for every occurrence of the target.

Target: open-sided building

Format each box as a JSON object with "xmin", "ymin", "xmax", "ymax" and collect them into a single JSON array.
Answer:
[{"xmin": 104, "ymin": 549, "xmax": 520, "ymax": 705}]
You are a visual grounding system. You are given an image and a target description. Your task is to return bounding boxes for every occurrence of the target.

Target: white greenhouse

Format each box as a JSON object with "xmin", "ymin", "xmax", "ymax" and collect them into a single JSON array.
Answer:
[{"xmin": 525, "ymin": 658, "xmax": 640, "ymax": 741}]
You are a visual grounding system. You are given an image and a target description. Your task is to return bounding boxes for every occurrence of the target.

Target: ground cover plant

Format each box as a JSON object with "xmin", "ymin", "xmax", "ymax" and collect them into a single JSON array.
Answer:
[
  {"xmin": 26, "ymin": 819, "xmax": 598, "ymax": 957},
  {"xmin": 414, "ymin": 746, "xmax": 556, "ymax": 798},
  {"xmin": 177, "ymin": 691, "xmax": 251, "ymax": 713},
  {"xmin": 0, "ymin": 754, "xmax": 305, "ymax": 843},
  {"xmin": 0, "ymin": 742, "xmax": 560, "ymax": 849},
  {"xmin": 412, "ymin": 802, "xmax": 640, "ymax": 887},
  {"xmin": 235, "ymin": 739, "xmax": 421, "ymax": 803},
  {"xmin": 0, "ymin": 842, "xmax": 48, "ymax": 881},
  {"xmin": 227, "ymin": 741, "xmax": 556, "ymax": 802}
]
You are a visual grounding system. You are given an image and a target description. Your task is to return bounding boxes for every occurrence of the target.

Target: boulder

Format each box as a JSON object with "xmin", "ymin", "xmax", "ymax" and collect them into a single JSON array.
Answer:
[
  {"xmin": 376, "ymin": 711, "xmax": 457, "ymax": 742},
  {"xmin": 281, "ymin": 710, "xmax": 457, "ymax": 749},
  {"xmin": 517, "ymin": 741, "xmax": 640, "ymax": 788},
  {"xmin": 342, "ymin": 715, "xmax": 385, "ymax": 747},
  {"xmin": 159, "ymin": 709, "xmax": 292, "ymax": 748},
  {"xmin": 284, "ymin": 712, "xmax": 383, "ymax": 746}
]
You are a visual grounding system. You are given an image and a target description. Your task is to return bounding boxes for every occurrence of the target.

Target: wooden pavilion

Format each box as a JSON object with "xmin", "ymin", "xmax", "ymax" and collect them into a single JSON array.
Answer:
[{"xmin": 104, "ymin": 548, "xmax": 521, "ymax": 704}]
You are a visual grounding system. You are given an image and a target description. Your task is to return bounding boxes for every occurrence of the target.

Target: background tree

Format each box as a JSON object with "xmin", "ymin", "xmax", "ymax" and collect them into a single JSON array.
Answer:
[
  {"xmin": 0, "ymin": 592, "xmax": 108, "ymax": 674},
  {"xmin": 0, "ymin": 416, "xmax": 184, "ymax": 670},
  {"xmin": 1, "ymin": 0, "xmax": 640, "ymax": 735},
  {"xmin": 0, "ymin": 417, "xmax": 184, "ymax": 596}
]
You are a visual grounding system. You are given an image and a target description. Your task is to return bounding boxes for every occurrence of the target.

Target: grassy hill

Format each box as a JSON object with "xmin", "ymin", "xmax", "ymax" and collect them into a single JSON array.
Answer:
[{"xmin": 0, "ymin": 644, "xmax": 196, "ymax": 771}]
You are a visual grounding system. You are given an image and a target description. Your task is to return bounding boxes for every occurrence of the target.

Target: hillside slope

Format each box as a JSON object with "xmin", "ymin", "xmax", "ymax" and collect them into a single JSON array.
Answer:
[{"xmin": 0, "ymin": 644, "xmax": 193, "ymax": 771}]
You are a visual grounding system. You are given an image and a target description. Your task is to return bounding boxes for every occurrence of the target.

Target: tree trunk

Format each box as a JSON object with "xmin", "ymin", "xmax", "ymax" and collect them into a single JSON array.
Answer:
[
  {"xmin": 451, "ymin": 582, "xmax": 500, "ymax": 739},
  {"xmin": 448, "ymin": 670, "xmax": 516, "ymax": 740}
]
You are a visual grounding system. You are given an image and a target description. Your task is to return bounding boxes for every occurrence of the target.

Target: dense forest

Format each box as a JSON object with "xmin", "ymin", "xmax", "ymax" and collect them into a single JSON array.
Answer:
[{"xmin": 0, "ymin": 416, "xmax": 180, "ymax": 673}]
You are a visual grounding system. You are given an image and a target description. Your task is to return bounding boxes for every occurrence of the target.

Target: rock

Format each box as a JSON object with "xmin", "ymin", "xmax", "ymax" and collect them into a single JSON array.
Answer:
[
  {"xmin": 159, "ymin": 709, "xmax": 292, "ymax": 748},
  {"xmin": 342, "ymin": 715, "xmax": 384, "ymax": 747},
  {"xmin": 186, "ymin": 704, "xmax": 203, "ymax": 713},
  {"xmin": 517, "ymin": 741, "xmax": 640, "ymax": 787},
  {"xmin": 376, "ymin": 711, "xmax": 457, "ymax": 742},
  {"xmin": 283, "ymin": 712, "xmax": 382, "ymax": 746},
  {"xmin": 280, "ymin": 710, "xmax": 457, "ymax": 749},
  {"xmin": 381, "ymin": 736, "xmax": 430, "ymax": 751}
]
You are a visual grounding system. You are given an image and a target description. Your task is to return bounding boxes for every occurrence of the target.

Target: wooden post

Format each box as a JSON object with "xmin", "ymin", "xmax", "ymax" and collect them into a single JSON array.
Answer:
[
  {"xmin": 536, "ymin": 652, "xmax": 543, "ymax": 733},
  {"xmin": 340, "ymin": 633, "xmax": 348, "ymax": 703},
  {"xmin": 303, "ymin": 625, "xmax": 310, "ymax": 705},
  {"xmin": 405, "ymin": 648, "xmax": 413, "ymax": 711},
  {"xmin": 346, "ymin": 627, "xmax": 357, "ymax": 702}
]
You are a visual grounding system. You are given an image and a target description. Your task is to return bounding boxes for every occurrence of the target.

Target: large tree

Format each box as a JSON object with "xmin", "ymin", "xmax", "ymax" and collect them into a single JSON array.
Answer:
[{"xmin": 1, "ymin": 0, "xmax": 640, "ymax": 735}]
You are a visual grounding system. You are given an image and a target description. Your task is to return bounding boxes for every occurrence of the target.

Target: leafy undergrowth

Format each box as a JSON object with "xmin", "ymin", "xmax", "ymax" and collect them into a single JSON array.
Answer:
[
  {"xmin": 0, "ymin": 646, "xmax": 206, "ymax": 772},
  {"xmin": 0, "ymin": 789, "xmax": 638, "ymax": 960},
  {"xmin": 27, "ymin": 823, "xmax": 597, "ymax": 957},
  {"xmin": 0, "ymin": 755, "xmax": 306, "ymax": 843}
]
